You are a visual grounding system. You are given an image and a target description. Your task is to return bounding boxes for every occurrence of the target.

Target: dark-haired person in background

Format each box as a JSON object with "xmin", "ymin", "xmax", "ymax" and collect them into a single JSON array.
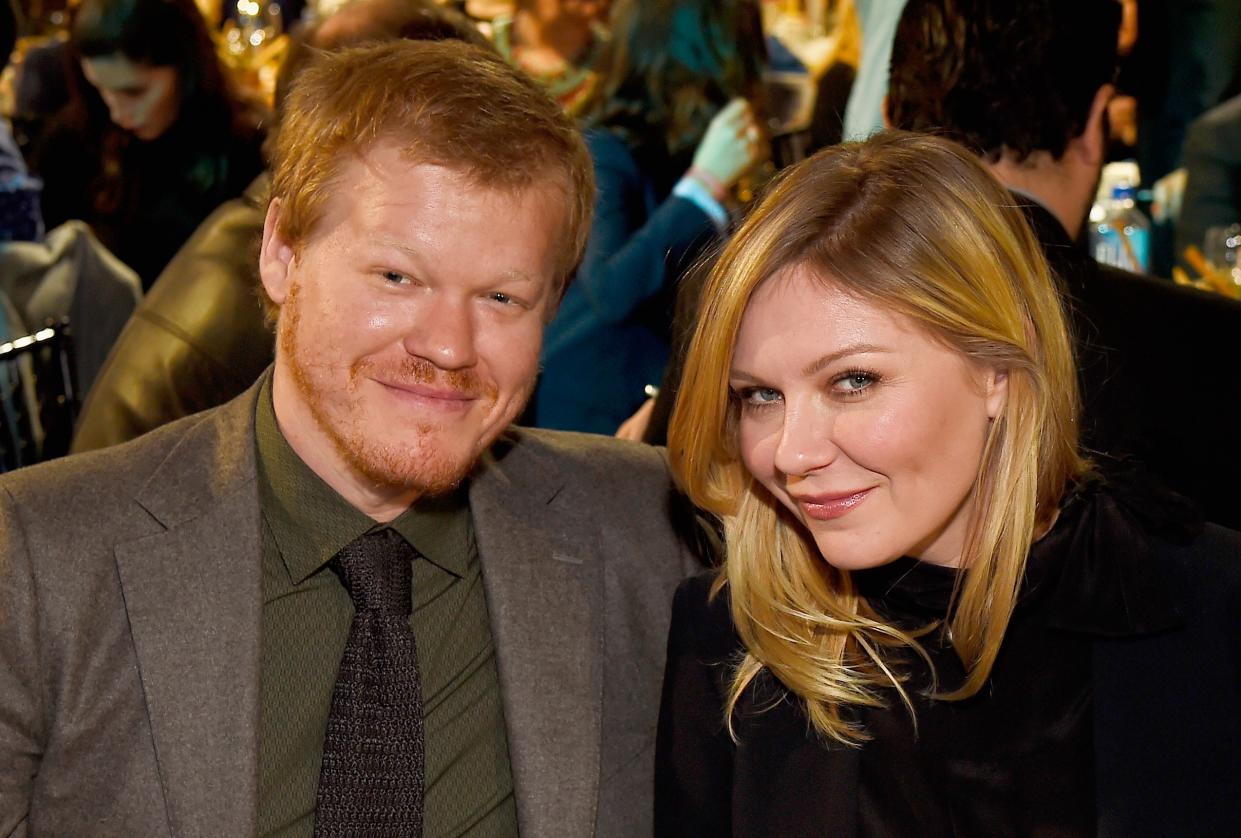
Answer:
[
  {"xmin": 532, "ymin": 0, "xmax": 768, "ymax": 435},
  {"xmin": 71, "ymin": 0, "xmax": 491, "ymax": 453},
  {"xmin": 29, "ymin": 0, "xmax": 265, "ymax": 288},
  {"xmin": 885, "ymin": 0, "xmax": 1241, "ymax": 531}
]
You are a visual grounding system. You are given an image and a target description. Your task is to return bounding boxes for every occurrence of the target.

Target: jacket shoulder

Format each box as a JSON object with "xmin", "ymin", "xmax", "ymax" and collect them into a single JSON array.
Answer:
[
  {"xmin": 497, "ymin": 425, "xmax": 673, "ymax": 490},
  {"xmin": 2, "ymin": 398, "xmax": 248, "ymax": 538}
]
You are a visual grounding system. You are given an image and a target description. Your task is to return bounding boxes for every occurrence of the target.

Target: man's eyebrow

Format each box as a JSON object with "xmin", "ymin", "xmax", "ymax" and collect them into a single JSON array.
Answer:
[
  {"xmin": 373, "ymin": 237, "xmax": 422, "ymax": 259},
  {"xmin": 496, "ymin": 270, "xmax": 539, "ymax": 284},
  {"xmin": 370, "ymin": 240, "xmax": 541, "ymax": 285}
]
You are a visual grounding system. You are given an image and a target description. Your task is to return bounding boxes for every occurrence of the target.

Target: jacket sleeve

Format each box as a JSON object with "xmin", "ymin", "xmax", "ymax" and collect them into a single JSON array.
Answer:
[
  {"xmin": 0, "ymin": 486, "xmax": 42, "ymax": 837},
  {"xmin": 654, "ymin": 576, "xmax": 735, "ymax": 836},
  {"xmin": 569, "ymin": 131, "xmax": 717, "ymax": 327},
  {"xmin": 71, "ymin": 193, "xmax": 272, "ymax": 454}
]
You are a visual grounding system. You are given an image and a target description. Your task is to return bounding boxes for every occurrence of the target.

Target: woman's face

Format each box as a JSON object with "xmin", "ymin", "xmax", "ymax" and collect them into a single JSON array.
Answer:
[
  {"xmin": 80, "ymin": 53, "xmax": 180, "ymax": 141},
  {"xmin": 730, "ymin": 264, "xmax": 1007, "ymax": 570}
]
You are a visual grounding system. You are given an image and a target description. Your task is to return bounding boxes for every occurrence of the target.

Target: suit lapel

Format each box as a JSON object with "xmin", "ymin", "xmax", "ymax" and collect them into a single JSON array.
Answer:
[
  {"xmin": 470, "ymin": 437, "xmax": 603, "ymax": 838},
  {"xmin": 114, "ymin": 389, "xmax": 263, "ymax": 838}
]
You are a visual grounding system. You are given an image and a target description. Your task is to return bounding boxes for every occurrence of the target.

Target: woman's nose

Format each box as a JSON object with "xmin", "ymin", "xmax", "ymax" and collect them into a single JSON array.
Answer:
[{"xmin": 772, "ymin": 400, "xmax": 839, "ymax": 477}]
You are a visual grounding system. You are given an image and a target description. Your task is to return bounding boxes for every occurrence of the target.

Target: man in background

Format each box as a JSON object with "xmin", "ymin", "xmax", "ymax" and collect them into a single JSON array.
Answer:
[{"xmin": 887, "ymin": 0, "xmax": 1241, "ymax": 528}]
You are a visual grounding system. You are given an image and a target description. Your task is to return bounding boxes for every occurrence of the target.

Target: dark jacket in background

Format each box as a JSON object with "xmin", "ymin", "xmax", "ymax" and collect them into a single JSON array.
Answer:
[
  {"xmin": 1175, "ymin": 94, "xmax": 1241, "ymax": 260},
  {"xmin": 71, "ymin": 175, "xmax": 271, "ymax": 453},
  {"xmin": 1021, "ymin": 198, "xmax": 1241, "ymax": 530}
]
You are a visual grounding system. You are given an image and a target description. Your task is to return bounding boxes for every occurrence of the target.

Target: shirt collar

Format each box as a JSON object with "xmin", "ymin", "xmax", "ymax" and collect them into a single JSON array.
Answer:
[{"xmin": 254, "ymin": 372, "xmax": 473, "ymax": 585}]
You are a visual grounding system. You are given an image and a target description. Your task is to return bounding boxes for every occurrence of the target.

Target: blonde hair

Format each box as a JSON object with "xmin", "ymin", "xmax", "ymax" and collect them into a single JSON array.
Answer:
[{"xmin": 668, "ymin": 131, "xmax": 1087, "ymax": 744}]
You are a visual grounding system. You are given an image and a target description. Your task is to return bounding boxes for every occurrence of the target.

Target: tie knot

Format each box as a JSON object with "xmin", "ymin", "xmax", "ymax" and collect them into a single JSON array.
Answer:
[{"xmin": 332, "ymin": 528, "xmax": 417, "ymax": 616}]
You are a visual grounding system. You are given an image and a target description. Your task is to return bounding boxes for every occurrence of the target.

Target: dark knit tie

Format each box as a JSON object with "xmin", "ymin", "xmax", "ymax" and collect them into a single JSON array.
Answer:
[{"xmin": 314, "ymin": 528, "xmax": 425, "ymax": 837}]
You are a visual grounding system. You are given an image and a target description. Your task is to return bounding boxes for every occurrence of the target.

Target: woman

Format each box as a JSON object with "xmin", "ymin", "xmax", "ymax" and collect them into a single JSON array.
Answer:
[
  {"xmin": 657, "ymin": 132, "xmax": 1241, "ymax": 836},
  {"xmin": 32, "ymin": 0, "xmax": 264, "ymax": 287},
  {"xmin": 533, "ymin": 0, "xmax": 767, "ymax": 434}
]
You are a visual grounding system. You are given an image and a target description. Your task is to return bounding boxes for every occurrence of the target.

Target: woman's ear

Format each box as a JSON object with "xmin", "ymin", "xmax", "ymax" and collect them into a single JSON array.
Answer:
[
  {"xmin": 258, "ymin": 197, "xmax": 295, "ymax": 306},
  {"xmin": 985, "ymin": 367, "xmax": 1010, "ymax": 420}
]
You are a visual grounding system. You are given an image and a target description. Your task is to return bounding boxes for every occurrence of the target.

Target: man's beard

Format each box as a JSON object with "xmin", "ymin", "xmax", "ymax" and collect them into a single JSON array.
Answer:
[{"xmin": 278, "ymin": 283, "xmax": 513, "ymax": 498}]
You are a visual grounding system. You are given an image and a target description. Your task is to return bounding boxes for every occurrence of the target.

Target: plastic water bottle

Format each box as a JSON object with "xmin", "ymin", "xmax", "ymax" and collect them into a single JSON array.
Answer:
[{"xmin": 1089, "ymin": 184, "xmax": 1151, "ymax": 273}]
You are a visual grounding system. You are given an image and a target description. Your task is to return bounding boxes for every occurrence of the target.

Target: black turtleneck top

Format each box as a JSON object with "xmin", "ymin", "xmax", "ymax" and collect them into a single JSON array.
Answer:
[
  {"xmin": 654, "ymin": 475, "xmax": 1215, "ymax": 837},
  {"xmin": 851, "ymin": 527, "xmax": 1094, "ymax": 836}
]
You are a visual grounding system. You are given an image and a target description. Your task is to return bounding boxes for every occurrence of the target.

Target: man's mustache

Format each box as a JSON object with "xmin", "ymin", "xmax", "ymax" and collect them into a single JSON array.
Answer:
[{"xmin": 355, "ymin": 356, "xmax": 497, "ymax": 401}]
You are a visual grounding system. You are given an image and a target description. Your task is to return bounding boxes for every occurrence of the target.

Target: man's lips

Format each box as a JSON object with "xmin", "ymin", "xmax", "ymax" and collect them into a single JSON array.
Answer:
[
  {"xmin": 791, "ymin": 488, "xmax": 874, "ymax": 521},
  {"xmin": 374, "ymin": 378, "xmax": 477, "ymax": 406}
]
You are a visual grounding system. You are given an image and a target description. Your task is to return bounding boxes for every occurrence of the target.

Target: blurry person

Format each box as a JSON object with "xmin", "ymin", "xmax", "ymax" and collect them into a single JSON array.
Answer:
[
  {"xmin": 534, "ymin": 0, "xmax": 767, "ymax": 434},
  {"xmin": 887, "ymin": 0, "xmax": 1241, "ymax": 529},
  {"xmin": 657, "ymin": 131, "xmax": 1241, "ymax": 836},
  {"xmin": 71, "ymin": 0, "xmax": 490, "ymax": 452},
  {"xmin": 492, "ymin": 0, "xmax": 610, "ymax": 115},
  {"xmin": 30, "ymin": 0, "xmax": 265, "ymax": 287},
  {"xmin": 1175, "ymin": 93, "xmax": 1241, "ymax": 262},
  {"xmin": 1, "ymin": 0, "xmax": 42, "ymax": 242}
]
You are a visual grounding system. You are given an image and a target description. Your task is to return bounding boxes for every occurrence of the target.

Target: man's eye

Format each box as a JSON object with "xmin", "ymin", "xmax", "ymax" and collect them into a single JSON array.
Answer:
[
  {"xmin": 488, "ymin": 291, "xmax": 529, "ymax": 308},
  {"xmin": 381, "ymin": 271, "xmax": 410, "ymax": 284}
]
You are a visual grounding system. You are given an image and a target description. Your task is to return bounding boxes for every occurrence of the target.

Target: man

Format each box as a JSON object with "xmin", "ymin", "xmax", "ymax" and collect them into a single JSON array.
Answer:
[
  {"xmin": 1, "ymin": 40, "xmax": 697, "ymax": 837},
  {"xmin": 886, "ymin": 0, "xmax": 1241, "ymax": 531},
  {"xmin": 70, "ymin": 0, "xmax": 492, "ymax": 453}
]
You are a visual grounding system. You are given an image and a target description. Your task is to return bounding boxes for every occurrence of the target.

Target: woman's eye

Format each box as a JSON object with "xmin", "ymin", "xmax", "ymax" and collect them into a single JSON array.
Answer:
[
  {"xmin": 735, "ymin": 387, "xmax": 782, "ymax": 409},
  {"xmin": 834, "ymin": 371, "xmax": 878, "ymax": 394}
]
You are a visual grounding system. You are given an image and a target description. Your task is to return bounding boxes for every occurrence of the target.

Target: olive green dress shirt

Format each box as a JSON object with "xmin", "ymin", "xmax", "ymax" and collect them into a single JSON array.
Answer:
[{"xmin": 253, "ymin": 377, "xmax": 518, "ymax": 837}]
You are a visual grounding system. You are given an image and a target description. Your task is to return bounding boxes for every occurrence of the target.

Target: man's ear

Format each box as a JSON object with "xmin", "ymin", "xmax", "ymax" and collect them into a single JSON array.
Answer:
[
  {"xmin": 1071, "ymin": 83, "xmax": 1114, "ymax": 170},
  {"xmin": 259, "ymin": 198, "xmax": 295, "ymax": 306},
  {"xmin": 984, "ymin": 367, "xmax": 1009, "ymax": 420}
]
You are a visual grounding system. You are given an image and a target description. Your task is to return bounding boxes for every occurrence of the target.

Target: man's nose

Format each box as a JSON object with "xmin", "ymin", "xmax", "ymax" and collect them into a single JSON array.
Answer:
[
  {"xmin": 771, "ymin": 399, "xmax": 839, "ymax": 478},
  {"xmin": 402, "ymin": 296, "xmax": 478, "ymax": 370}
]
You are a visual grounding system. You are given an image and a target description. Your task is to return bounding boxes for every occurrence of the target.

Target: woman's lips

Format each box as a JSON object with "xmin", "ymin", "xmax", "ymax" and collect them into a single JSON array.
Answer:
[{"xmin": 795, "ymin": 488, "xmax": 873, "ymax": 521}]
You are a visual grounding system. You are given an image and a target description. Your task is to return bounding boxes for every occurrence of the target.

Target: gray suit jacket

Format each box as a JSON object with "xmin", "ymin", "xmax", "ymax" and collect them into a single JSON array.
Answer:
[{"xmin": 0, "ymin": 381, "xmax": 699, "ymax": 837}]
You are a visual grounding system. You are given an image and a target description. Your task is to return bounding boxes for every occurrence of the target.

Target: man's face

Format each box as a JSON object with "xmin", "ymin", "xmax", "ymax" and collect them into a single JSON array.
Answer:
[{"xmin": 261, "ymin": 141, "xmax": 565, "ymax": 502}]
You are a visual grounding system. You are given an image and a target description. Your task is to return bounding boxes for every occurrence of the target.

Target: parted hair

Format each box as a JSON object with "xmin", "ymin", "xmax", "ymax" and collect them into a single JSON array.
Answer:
[
  {"xmin": 668, "ymin": 131, "xmax": 1088, "ymax": 744},
  {"xmin": 270, "ymin": 39, "xmax": 594, "ymax": 286}
]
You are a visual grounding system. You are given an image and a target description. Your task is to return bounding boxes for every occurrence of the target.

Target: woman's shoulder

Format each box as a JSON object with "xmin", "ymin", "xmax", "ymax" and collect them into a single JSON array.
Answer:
[{"xmin": 1045, "ymin": 468, "xmax": 1241, "ymax": 634}]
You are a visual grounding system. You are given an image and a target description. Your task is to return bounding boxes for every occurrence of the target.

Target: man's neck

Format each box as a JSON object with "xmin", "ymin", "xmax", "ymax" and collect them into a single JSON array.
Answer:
[{"xmin": 988, "ymin": 151, "xmax": 1090, "ymax": 243}]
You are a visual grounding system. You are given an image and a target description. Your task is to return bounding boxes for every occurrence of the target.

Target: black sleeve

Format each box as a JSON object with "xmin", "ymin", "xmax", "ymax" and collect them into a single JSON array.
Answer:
[{"xmin": 654, "ymin": 575, "xmax": 736, "ymax": 836}]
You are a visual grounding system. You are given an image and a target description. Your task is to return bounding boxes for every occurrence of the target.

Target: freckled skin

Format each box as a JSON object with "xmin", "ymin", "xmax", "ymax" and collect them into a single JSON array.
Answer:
[
  {"xmin": 260, "ymin": 142, "xmax": 568, "ymax": 520},
  {"xmin": 80, "ymin": 54, "xmax": 180, "ymax": 141},
  {"xmin": 731, "ymin": 264, "xmax": 1007, "ymax": 570}
]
